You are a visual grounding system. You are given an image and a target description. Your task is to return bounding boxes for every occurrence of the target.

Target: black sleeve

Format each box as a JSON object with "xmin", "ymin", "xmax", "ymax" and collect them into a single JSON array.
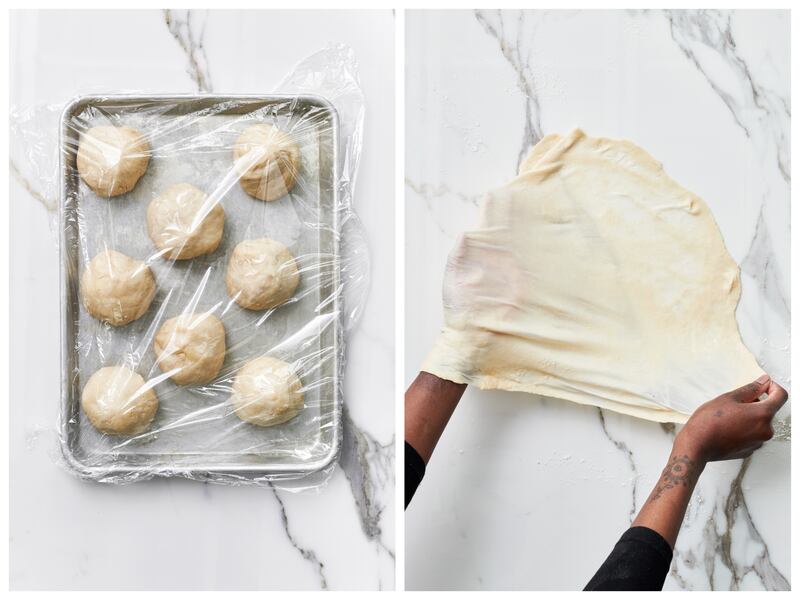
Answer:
[
  {"xmin": 405, "ymin": 441, "xmax": 426, "ymax": 508},
  {"xmin": 584, "ymin": 526, "xmax": 673, "ymax": 591}
]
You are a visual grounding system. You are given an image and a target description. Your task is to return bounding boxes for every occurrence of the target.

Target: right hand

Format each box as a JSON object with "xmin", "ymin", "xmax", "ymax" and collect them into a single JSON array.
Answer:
[{"xmin": 674, "ymin": 374, "xmax": 788, "ymax": 464}]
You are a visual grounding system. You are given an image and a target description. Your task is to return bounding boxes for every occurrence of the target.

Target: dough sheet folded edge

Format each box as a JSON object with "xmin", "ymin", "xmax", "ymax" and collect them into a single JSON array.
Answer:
[{"xmin": 421, "ymin": 344, "xmax": 690, "ymax": 424}]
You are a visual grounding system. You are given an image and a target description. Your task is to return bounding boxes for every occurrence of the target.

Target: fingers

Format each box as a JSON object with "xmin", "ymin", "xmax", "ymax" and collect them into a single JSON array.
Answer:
[
  {"xmin": 729, "ymin": 374, "xmax": 771, "ymax": 403},
  {"xmin": 758, "ymin": 380, "xmax": 789, "ymax": 415}
]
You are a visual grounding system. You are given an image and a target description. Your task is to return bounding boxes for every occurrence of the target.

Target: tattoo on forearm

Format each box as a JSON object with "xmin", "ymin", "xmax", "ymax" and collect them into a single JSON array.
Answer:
[{"xmin": 648, "ymin": 454, "xmax": 698, "ymax": 502}]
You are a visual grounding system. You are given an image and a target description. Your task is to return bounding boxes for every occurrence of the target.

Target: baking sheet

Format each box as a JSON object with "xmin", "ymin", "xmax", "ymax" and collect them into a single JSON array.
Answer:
[{"xmin": 59, "ymin": 95, "xmax": 341, "ymax": 481}]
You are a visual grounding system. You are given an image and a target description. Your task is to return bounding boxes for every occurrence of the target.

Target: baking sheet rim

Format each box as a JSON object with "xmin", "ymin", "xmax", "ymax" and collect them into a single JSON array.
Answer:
[{"xmin": 58, "ymin": 93, "xmax": 344, "ymax": 481}]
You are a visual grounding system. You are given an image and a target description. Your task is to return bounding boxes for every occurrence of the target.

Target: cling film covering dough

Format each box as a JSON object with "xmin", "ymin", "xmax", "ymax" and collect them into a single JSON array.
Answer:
[{"xmin": 13, "ymin": 46, "xmax": 369, "ymax": 489}]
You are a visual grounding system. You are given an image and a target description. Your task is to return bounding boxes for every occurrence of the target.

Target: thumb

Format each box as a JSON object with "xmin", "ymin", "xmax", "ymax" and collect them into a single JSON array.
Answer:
[
  {"xmin": 759, "ymin": 380, "xmax": 789, "ymax": 415},
  {"xmin": 729, "ymin": 374, "xmax": 771, "ymax": 403}
]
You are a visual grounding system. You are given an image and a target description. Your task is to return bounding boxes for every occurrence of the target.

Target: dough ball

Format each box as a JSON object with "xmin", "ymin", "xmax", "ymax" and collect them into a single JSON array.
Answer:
[
  {"xmin": 76, "ymin": 126, "xmax": 150, "ymax": 197},
  {"xmin": 229, "ymin": 356, "xmax": 304, "ymax": 427},
  {"xmin": 226, "ymin": 238, "xmax": 300, "ymax": 310},
  {"xmin": 81, "ymin": 250, "xmax": 156, "ymax": 326},
  {"xmin": 81, "ymin": 366, "xmax": 158, "ymax": 435},
  {"xmin": 154, "ymin": 313, "xmax": 226, "ymax": 385},
  {"xmin": 232, "ymin": 124, "xmax": 300, "ymax": 201},
  {"xmin": 147, "ymin": 183, "xmax": 225, "ymax": 260}
]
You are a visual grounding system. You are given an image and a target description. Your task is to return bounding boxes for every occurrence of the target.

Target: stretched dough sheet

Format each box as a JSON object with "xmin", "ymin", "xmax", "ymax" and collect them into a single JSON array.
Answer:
[{"xmin": 423, "ymin": 129, "xmax": 762, "ymax": 423}]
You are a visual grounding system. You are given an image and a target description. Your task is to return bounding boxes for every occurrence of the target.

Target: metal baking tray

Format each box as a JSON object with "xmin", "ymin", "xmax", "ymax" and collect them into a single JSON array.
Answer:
[{"xmin": 59, "ymin": 94, "xmax": 342, "ymax": 482}]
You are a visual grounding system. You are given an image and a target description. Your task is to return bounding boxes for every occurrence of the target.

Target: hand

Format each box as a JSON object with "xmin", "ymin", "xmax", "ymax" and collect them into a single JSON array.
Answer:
[
  {"xmin": 674, "ymin": 374, "xmax": 788, "ymax": 464},
  {"xmin": 630, "ymin": 374, "xmax": 787, "ymax": 549}
]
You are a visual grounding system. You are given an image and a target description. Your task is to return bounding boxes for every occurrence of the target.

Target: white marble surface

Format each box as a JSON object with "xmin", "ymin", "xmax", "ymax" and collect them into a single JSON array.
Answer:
[
  {"xmin": 10, "ymin": 10, "xmax": 394, "ymax": 590},
  {"xmin": 405, "ymin": 9, "xmax": 790, "ymax": 591}
]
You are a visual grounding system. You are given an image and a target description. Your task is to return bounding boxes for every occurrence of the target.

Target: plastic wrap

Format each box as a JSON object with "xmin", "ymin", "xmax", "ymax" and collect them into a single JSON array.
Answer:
[{"xmin": 12, "ymin": 46, "xmax": 369, "ymax": 488}]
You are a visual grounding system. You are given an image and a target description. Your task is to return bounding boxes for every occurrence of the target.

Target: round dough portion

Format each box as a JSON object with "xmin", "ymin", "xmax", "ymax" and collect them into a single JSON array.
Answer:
[
  {"xmin": 154, "ymin": 313, "xmax": 226, "ymax": 385},
  {"xmin": 229, "ymin": 356, "xmax": 304, "ymax": 427},
  {"xmin": 232, "ymin": 124, "xmax": 300, "ymax": 201},
  {"xmin": 147, "ymin": 183, "xmax": 225, "ymax": 259},
  {"xmin": 76, "ymin": 126, "xmax": 150, "ymax": 197},
  {"xmin": 81, "ymin": 366, "xmax": 158, "ymax": 435},
  {"xmin": 81, "ymin": 250, "xmax": 156, "ymax": 326},
  {"xmin": 226, "ymin": 238, "xmax": 300, "ymax": 310}
]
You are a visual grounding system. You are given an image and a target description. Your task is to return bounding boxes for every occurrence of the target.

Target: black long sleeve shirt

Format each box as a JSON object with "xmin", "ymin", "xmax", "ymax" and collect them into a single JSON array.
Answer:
[{"xmin": 405, "ymin": 441, "xmax": 673, "ymax": 591}]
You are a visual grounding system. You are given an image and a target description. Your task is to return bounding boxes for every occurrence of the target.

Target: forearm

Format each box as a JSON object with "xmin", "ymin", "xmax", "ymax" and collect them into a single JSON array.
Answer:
[
  {"xmin": 586, "ymin": 438, "xmax": 704, "ymax": 590},
  {"xmin": 632, "ymin": 436, "xmax": 706, "ymax": 548},
  {"xmin": 405, "ymin": 371, "xmax": 466, "ymax": 463}
]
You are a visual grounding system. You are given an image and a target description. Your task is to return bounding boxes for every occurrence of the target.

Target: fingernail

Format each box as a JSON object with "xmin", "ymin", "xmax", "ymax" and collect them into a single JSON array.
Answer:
[{"xmin": 756, "ymin": 374, "xmax": 770, "ymax": 384}]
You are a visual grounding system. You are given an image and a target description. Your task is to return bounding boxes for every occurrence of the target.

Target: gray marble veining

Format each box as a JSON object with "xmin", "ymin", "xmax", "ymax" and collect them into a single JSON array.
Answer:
[
  {"xmin": 271, "ymin": 486, "xmax": 330, "ymax": 589},
  {"xmin": 664, "ymin": 10, "xmax": 790, "ymax": 184},
  {"xmin": 341, "ymin": 405, "xmax": 396, "ymax": 554},
  {"xmin": 164, "ymin": 9, "xmax": 213, "ymax": 93},
  {"xmin": 11, "ymin": 159, "xmax": 55, "ymax": 212},
  {"xmin": 10, "ymin": 9, "xmax": 394, "ymax": 590},
  {"xmin": 596, "ymin": 408, "xmax": 640, "ymax": 523},
  {"xmin": 474, "ymin": 9, "xmax": 544, "ymax": 169},
  {"xmin": 159, "ymin": 9, "xmax": 395, "ymax": 588},
  {"xmin": 406, "ymin": 9, "xmax": 789, "ymax": 591},
  {"xmin": 694, "ymin": 458, "xmax": 789, "ymax": 590}
]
